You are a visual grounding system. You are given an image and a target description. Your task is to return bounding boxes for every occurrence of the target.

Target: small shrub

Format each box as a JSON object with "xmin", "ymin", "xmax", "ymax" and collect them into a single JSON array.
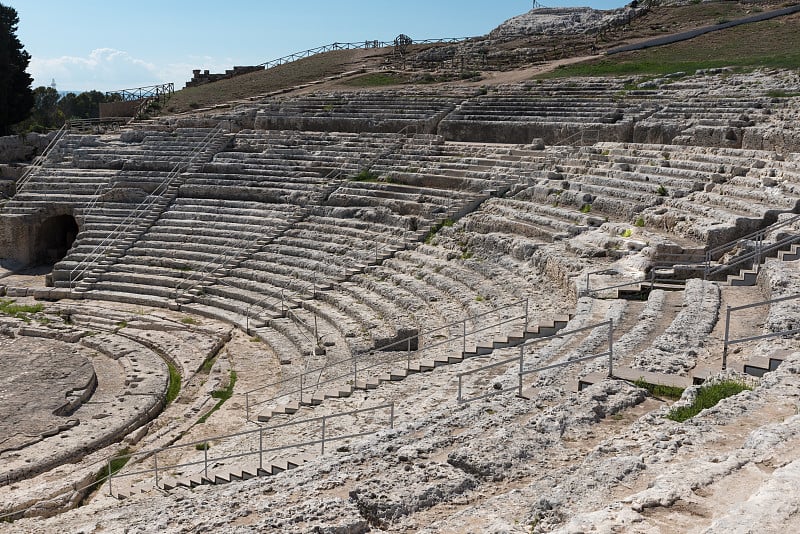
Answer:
[
  {"xmin": 634, "ymin": 217, "xmax": 645, "ymax": 227},
  {"xmin": 180, "ymin": 316, "xmax": 198, "ymax": 325},
  {"xmin": 166, "ymin": 362, "xmax": 181, "ymax": 405},
  {"xmin": 116, "ymin": 320, "xmax": 128, "ymax": 329},
  {"xmin": 475, "ymin": 295, "xmax": 485, "ymax": 302},
  {"xmin": 620, "ymin": 228, "xmax": 633, "ymax": 238},
  {"xmin": 580, "ymin": 204, "xmax": 592, "ymax": 214},
  {"xmin": 657, "ymin": 185, "xmax": 668, "ymax": 196},
  {"xmin": 188, "ymin": 102, "xmax": 200, "ymax": 109},
  {"xmin": 198, "ymin": 371, "xmax": 237, "ymax": 424},
  {"xmin": 633, "ymin": 378, "xmax": 684, "ymax": 400},
  {"xmin": 195, "ymin": 442, "xmax": 210, "ymax": 451},
  {"xmin": 666, "ymin": 380, "xmax": 752, "ymax": 422}
]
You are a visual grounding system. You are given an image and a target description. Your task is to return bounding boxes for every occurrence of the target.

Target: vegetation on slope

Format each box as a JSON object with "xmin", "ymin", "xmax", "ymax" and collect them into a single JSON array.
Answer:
[
  {"xmin": 667, "ymin": 379, "xmax": 752, "ymax": 422},
  {"xmin": 540, "ymin": 11, "xmax": 800, "ymax": 78}
]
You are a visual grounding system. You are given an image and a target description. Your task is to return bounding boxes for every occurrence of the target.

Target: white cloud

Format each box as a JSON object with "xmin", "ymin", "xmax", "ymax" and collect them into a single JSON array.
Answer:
[{"xmin": 28, "ymin": 48, "xmax": 236, "ymax": 92}]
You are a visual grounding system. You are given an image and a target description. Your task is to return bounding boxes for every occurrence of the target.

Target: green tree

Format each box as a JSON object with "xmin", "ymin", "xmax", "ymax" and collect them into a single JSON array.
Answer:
[{"xmin": 0, "ymin": 3, "xmax": 34, "ymax": 135}]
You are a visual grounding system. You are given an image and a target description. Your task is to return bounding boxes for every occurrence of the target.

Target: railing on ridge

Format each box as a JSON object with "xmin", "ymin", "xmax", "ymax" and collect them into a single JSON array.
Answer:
[
  {"xmin": 106, "ymin": 403, "xmax": 394, "ymax": 496},
  {"xmin": 456, "ymin": 319, "xmax": 614, "ymax": 403},
  {"xmin": 244, "ymin": 298, "xmax": 531, "ymax": 421},
  {"xmin": 256, "ymin": 38, "xmax": 473, "ymax": 70},
  {"xmin": 67, "ymin": 124, "xmax": 226, "ymax": 288}
]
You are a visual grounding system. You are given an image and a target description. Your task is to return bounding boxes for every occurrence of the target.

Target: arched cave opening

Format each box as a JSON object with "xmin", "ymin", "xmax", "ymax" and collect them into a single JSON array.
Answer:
[{"xmin": 35, "ymin": 214, "xmax": 79, "ymax": 265}]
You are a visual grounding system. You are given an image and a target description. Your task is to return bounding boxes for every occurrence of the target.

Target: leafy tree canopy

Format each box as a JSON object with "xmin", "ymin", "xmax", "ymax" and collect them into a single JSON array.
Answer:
[{"xmin": 0, "ymin": 3, "xmax": 34, "ymax": 135}]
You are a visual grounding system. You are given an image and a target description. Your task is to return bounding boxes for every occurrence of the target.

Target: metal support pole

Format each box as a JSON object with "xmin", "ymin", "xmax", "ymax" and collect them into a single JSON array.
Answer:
[
  {"xmin": 585, "ymin": 271, "xmax": 590, "ymax": 296},
  {"xmin": 390, "ymin": 402, "xmax": 395, "ymax": 428},
  {"xmin": 107, "ymin": 460, "xmax": 113, "ymax": 496},
  {"xmin": 203, "ymin": 445, "xmax": 208, "ymax": 480},
  {"xmin": 259, "ymin": 428, "xmax": 263, "ymax": 472},
  {"xmin": 524, "ymin": 298, "xmax": 529, "ymax": 332},
  {"xmin": 299, "ymin": 374, "xmax": 304, "ymax": 405},
  {"xmin": 154, "ymin": 452, "xmax": 159, "ymax": 487},
  {"xmin": 518, "ymin": 344, "xmax": 524, "ymax": 397},
  {"xmin": 607, "ymin": 319, "xmax": 614, "ymax": 377},
  {"xmin": 722, "ymin": 305, "xmax": 731, "ymax": 370},
  {"xmin": 245, "ymin": 393, "xmax": 250, "ymax": 422},
  {"xmin": 321, "ymin": 416, "xmax": 326, "ymax": 455},
  {"xmin": 457, "ymin": 375, "xmax": 462, "ymax": 402},
  {"xmin": 462, "ymin": 319, "xmax": 467, "ymax": 355}
]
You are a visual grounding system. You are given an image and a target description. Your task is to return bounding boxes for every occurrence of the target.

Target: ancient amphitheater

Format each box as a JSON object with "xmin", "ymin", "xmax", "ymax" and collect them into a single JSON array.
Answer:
[{"xmin": 2, "ymin": 4, "xmax": 800, "ymax": 533}]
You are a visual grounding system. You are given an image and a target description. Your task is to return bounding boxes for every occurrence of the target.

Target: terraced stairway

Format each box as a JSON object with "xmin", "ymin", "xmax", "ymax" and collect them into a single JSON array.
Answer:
[{"xmin": 252, "ymin": 311, "xmax": 570, "ymax": 422}]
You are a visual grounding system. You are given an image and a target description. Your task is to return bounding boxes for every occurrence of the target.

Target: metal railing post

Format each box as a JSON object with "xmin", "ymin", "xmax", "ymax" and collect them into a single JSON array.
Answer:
[
  {"xmin": 390, "ymin": 402, "xmax": 395, "ymax": 428},
  {"xmin": 607, "ymin": 319, "xmax": 614, "ymax": 377},
  {"xmin": 462, "ymin": 319, "xmax": 467, "ymax": 354},
  {"xmin": 457, "ymin": 375, "xmax": 463, "ymax": 403},
  {"xmin": 722, "ymin": 305, "xmax": 731, "ymax": 370},
  {"xmin": 203, "ymin": 444, "xmax": 208, "ymax": 480},
  {"xmin": 259, "ymin": 428, "xmax": 263, "ymax": 472},
  {"xmin": 585, "ymin": 271, "xmax": 590, "ymax": 296},
  {"xmin": 107, "ymin": 460, "xmax": 113, "ymax": 496},
  {"xmin": 245, "ymin": 393, "xmax": 250, "ymax": 422},
  {"xmin": 299, "ymin": 374, "xmax": 304, "ymax": 405},
  {"xmin": 154, "ymin": 452, "xmax": 159, "ymax": 488},
  {"xmin": 524, "ymin": 298, "xmax": 529, "ymax": 331},
  {"xmin": 518, "ymin": 344, "xmax": 524, "ymax": 397},
  {"xmin": 321, "ymin": 416, "xmax": 327, "ymax": 455},
  {"xmin": 407, "ymin": 336, "xmax": 412, "ymax": 370}
]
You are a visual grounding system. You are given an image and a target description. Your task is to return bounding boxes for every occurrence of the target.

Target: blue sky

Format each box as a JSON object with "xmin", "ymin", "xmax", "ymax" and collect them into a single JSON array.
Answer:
[{"xmin": 6, "ymin": 0, "xmax": 627, "ymax": 92}]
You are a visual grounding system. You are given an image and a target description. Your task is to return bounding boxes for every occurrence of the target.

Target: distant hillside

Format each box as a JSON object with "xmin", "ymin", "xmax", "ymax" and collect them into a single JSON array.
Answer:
[{"xmin": 157, "ymin": 1, "xmax": 796, "ymax": 115}]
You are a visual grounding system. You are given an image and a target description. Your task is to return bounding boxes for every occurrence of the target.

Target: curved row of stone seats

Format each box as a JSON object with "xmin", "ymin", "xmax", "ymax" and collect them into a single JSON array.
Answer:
[
  {"xmin": 69, "ymin": 128, "xmax": 225, "ymax": 173},
  {"xmin": 0, "ymin": 329, "xmax": 168, "ymax": 486},
  {"xmin": 549, "ymin": 142, "xmax": 800, "ymax": 247},
  {"xmin": 437, "ymin": 80, "xmax": 655, "ymax": 144},
  {"xmin": 461, "ymin": 196, "xmax": 603, "ymax": 243},
  {"xmin": 251, "ymin": 90, "xmax": 467, "ymax": 133}
]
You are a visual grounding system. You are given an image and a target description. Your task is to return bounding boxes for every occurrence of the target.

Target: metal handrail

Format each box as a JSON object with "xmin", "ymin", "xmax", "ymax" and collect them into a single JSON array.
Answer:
[
  {"xmin": 171, "ymin": 126, "xmax": 420, "ymax": 302},
  {"xmin": 704, "ymin": 213, "xmax": 800, "ymax": 267},
  {"xmin": 256, "ymin": 38, "xmax": 473, "ymax": 70},
  {"xmin": 245, "ymin": 299, "xmax": 530, "ymax": 419},
  {"xmin": 14, "ymin": 123, "xmax": 69, "ymax": 193},
  {"xmin": 68, "ymin": 125, "xmax": 225, "ymax": 287},
  {"xmin": 457, "ymin": 319, "xmax": 614, "ymax": 403},
  {"xmin": 721, "ymin": 293, "xmax": 800, "ymax": 369},
  {"xmin": 705, "ymin": 232, "xmax": 800, "ymax": 279},
  {"xmin": 106, "ymin": 402, "xmax": 394, "ymax": 494}
]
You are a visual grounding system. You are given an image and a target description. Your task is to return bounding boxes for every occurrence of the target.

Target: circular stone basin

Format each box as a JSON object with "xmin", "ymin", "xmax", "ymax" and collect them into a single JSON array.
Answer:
[{"xmin": 0, "ymin": 336, "xmax": 96, "ymax": 453}]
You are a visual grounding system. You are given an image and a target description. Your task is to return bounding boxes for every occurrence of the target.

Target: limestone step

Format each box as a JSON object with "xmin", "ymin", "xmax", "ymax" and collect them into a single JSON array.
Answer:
[{"xmin": 727, "ymin": 268, "xmax": 758, "ymax": 286}]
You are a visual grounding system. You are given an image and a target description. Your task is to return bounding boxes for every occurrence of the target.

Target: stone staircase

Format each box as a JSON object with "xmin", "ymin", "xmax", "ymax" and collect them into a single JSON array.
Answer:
[
  {"xmin": 255, "ymin": 313, "xmax": 570, "ymax": 422},
  {"xmin": 113, "ymin": 453, "xmax": 314, "ymax": 499}
]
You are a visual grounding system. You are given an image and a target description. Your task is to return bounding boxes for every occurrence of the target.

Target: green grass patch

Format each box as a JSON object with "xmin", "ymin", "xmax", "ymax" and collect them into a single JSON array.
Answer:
[
  {"xmin": 180, "ymin": 316, "xmax": 198, "ymax": 325},
  {"xmin": 166, "ymin": 362, "xmax": 181, "ymax": 405},
  {"xmin": 424, "ymin": 218, "xmax": 455, "ymax": 244},
  {"xmin": 200, "ymin": 355, "xmax": 217, "ymax": 374},
  {"xmin": 621, "ymin": 228, "xmax": 633, "ymax": 238},
  {"xmin": 538, "ymin": 16, "xmax": 800, "ymax": 79},
  {"xmin": 352, "ymin": 169, "xmax": 381, "ymax": 182},
  {"xmin": 195, "ymin": 442, "xmax": 210, "ymax": 451},
  {"xmin": 634, "ymin": 217, "xmax": 646, "ymax": 227},
  {"xmin": 666, "ymin": 380, "xmax": 752, "ymax": 422},
  {"xmin": 657, "ymin": 185, "xmax": 668, "ymax": 196},
  {"xmin": 341, "ymin": 72, "xmax": 409, "ymax": 87},
  {"xmin": 197, "ymin": 371, "xmax": 237, "ymax": 424},
  {"xmin": 633, "ymin": 378, "xmax": 685, "ymax": 400},
  {"xmin": 116, "ymin": 320, "xmax": 128, "ymax": 329},
  {"xmin": 580, "ymin": 204, "xmax": 592, "ymax": 214},
  {"xmin": 0, "ymin": 299, "xmax": 44, "ymax": 321}
]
